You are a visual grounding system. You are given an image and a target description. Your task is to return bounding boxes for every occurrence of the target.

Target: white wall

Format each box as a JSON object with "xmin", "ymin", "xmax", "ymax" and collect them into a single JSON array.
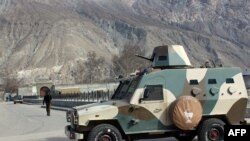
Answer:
[{"xmin": 18, "ymin": 87, "xmax": 33, "ymax": 96}]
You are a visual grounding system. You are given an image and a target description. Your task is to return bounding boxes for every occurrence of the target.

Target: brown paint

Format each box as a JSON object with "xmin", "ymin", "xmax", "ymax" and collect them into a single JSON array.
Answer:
[
  {"xmin": 118, "ymin": 105, "xmax": 156, "ymax": 120},
  {"xmin": 226, "ymin": 98, "xmax": 248, "ymax": 124}
]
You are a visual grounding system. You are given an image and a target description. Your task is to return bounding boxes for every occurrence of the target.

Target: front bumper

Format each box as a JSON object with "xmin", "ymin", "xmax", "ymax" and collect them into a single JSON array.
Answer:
[
  {"xmin": 65, "ymin": 125, "xmax": 84, "ymax": 140},
  {"xmin": 14, "ymin": 100, "xmax": 23, "ymax": 103}
]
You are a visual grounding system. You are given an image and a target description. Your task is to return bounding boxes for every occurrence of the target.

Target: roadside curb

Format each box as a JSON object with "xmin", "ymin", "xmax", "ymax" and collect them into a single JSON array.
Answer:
[
  {"xmin": 23, "ymin": 102, "xmax": 41, "ymax": 105},
  {"xmin": 41, "ymin": 105, "xmax": 71, "ymax": 111},
  {"xmin": 23, "ymin": 102, "xmax": 71, "ymax": 111}
]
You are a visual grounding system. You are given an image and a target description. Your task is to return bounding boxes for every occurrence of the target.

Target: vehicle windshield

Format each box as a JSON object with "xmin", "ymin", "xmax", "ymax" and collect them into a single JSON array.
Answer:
[{"xmin": 112, "ymin": 76, "xmax": 141, "ymax": 101}]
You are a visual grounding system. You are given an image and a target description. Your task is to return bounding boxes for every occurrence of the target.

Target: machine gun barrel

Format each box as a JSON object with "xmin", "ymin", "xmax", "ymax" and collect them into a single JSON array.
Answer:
[{"xmin": 135, "ymin": 54, "xmax": 153, "ymax": 61}]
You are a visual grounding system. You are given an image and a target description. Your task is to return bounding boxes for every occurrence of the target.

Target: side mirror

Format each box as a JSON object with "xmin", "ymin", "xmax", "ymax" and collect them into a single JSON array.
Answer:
[
  {"xmin": 139, "ymin": 88, "xmax": 150, "ymax": 103},
  {"xmin": 139, "ymin": 98, "xmax": 143, "ymax": 103}
]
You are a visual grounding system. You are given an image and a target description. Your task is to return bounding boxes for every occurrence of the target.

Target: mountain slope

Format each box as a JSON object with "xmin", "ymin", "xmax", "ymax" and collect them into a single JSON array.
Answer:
[{"xmin": 0, "ymin": 0, "xmax": 249, "ymax": 84}]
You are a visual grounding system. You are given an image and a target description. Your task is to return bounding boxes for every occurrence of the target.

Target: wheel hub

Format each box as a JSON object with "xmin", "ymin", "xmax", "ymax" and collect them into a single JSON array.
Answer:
[
  {"xmin": 99, "ymin": 134, "xmax": 112, "ymax": 141},
  {"xmin": 208, "ymin": 128, "xmax": 220, "ymax": 141}
]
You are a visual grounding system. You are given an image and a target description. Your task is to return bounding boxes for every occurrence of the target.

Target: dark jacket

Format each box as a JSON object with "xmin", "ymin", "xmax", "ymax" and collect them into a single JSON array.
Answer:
[{"xmin": 43, "ymin": 94, "xmax": 52, "ymax": 105}]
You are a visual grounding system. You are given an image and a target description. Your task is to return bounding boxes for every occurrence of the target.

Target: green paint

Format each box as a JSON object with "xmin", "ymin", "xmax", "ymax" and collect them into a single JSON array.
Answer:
[
  {"xmin": 139, "ymin": 69, "xmax": 187, "ymax": 97},
  {"xmin": 169, "ymin": 52, "xmax": 186, "ymax": 66}
]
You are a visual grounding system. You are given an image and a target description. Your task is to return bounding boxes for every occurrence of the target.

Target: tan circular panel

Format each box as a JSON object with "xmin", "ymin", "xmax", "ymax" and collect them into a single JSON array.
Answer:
[{"xmin": 170, "ymin": 96, "xmax": 203, "ymax": 130}]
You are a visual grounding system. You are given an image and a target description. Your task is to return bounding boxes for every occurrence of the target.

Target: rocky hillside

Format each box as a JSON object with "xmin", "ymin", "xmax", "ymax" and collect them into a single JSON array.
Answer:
[{"xmin": 0, "ymin": 0, "xmax": 249, "ymax": 84}]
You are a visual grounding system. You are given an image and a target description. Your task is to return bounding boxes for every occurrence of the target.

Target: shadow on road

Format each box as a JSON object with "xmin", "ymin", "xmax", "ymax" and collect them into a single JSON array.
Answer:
[
  {"xmin": 44, "ymin": 137, "xmax": 70, "ymax": 141},
  {"xmin": 26, "ymin": 115, "xmax": 47, "ymax": 117}
]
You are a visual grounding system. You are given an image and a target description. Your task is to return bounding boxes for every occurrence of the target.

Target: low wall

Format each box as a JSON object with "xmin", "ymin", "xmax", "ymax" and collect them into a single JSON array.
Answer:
[
  {"xmin": 24, "ymin": 88, "xmax": 112, "ymax": 108},
  {"xmin": 51, "ymin": 99, "xmax": 93, "ymax": 108}
]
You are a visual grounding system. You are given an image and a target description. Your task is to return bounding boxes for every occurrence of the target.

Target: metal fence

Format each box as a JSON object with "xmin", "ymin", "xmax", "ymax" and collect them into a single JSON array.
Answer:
[
  {"xmin": 23, "ymin": 90, "xmax": 114, "ymax": 108},
  {"xmin": 52, "ymin": 90, "xmax": 113, "ymax": 102},
  {"xmin": 23, "ymin": 95, "xmax": 40, "ymax": 99},
  {"xmin": 23, "ymin": 90, "xmax": 114, "ymax": 102}
]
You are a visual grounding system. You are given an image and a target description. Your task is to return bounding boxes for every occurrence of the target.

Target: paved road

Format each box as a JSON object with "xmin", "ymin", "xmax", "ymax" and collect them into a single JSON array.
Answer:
[
  {"xmin": 0, "ymin": 102, "xmax": 70, "ymax": 141},
  {"xmin": 0, "ymin": 102, "xmax": 181, "ymax": 141}
]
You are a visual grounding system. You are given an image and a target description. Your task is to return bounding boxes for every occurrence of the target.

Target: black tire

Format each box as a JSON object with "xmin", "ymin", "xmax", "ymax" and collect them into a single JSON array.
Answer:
[
  {"xmin": 87, "ymin": 124, "xmax": 123, "ymax": 141},
  {"xmin": 14, "ymin": 102, "xmax": 16, "ymax": 104},
  {"xmin": 198, "ymin": 118, "xmax": 225, "ymax": 141},
  {"xmin": 175, "ymin": 133, "xmax": 196, "ymax": 141}
]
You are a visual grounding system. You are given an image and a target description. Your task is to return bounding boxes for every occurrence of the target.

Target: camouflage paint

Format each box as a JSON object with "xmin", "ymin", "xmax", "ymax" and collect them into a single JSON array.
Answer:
[
  {"xmin": 138, "ymin": 67, "xmax": 245, "ymax": 114},
  {"xmin": 202, "ymin": 68, "xmax": 241, "ymax": 114},
  {"xmin": 138, "ymin": 69, "xmax": 187, "ymax": 96},
  {"xmin": 226, "ymin": 98, "xmax": 248, "ymax": 124},
  {"xmin": 115, "ymin": 113, "xmax": 174, "ymax": 134}
]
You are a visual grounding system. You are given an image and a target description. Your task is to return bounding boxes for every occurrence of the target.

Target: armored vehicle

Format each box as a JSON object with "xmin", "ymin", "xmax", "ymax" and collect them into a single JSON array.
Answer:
[{"xmin": 65, "ymin": 45, "xmax": 248, "ymax": 141}]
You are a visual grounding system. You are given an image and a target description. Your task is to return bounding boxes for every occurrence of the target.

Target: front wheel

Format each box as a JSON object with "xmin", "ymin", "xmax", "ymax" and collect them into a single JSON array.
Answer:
[
  {"xmin": 198, "ymin": 118, "xmax": 225, "ymax": 141},
  {"xmin": 88, "ymin": 124, "xmax": 123, "ymax": 141}
]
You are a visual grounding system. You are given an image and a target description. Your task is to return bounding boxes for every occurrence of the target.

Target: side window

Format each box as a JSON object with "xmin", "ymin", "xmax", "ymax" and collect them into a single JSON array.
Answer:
[
  {"xmin": 208, "ymin": 79, "xmax": 217, "ymax": 84},
  {"xmin": 190, "ymin": 79, "xmax": 199, "ymax": 85},
  {"xmin": 143, "ymin": 85, "xmax": 163, "ymax": 101},
  {"xmin": 226, "ymin": 78, "xmax": 234, "ymax": 84}
]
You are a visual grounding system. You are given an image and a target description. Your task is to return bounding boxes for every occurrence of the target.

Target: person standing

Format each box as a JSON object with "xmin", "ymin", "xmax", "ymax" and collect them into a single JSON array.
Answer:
[{"xmin": 41, "ymin": 86, "xmax": 52, "ymax": 116}]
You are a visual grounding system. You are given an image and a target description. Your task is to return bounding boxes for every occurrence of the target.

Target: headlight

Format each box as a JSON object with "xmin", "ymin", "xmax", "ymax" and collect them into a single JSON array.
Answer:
[
  {"xmin": 66, "ymin": 109, "xmax": 79, "ymax": 124},
  {"xmin": 66, "ymin": 110, "xmax": 71, "ymax": 122},
  {"xmin": 73, "ymin": 110, "xmax": 79, "ymax": 124}
]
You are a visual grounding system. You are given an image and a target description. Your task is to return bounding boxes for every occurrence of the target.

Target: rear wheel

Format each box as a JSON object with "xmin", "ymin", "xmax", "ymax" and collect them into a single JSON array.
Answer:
[
  {"xmin": 87, "ymin": 124, "xmax": 123, "ymax": 141},
  {"xmin": 198, "ymin": 118, "xmax": 225, "ymax": 141}
]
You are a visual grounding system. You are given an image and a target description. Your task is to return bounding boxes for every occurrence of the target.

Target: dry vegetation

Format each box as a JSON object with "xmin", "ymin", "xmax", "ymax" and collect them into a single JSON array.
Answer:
[{"xmin": 72, "ymin": 44, "xmax": 150, "ymax": 84}]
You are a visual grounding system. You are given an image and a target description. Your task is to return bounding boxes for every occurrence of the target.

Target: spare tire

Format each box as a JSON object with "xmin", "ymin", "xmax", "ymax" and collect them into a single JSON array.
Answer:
[{"xmin": 170, "ymin": 96, "xmax": 203, "ymax": 130}]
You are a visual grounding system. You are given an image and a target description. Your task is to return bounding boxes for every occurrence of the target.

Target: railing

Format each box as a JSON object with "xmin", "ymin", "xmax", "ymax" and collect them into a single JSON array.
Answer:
[
  {"xmin": 52, "ymin": 90, "xmax": 113, "ymax": 102},
  {"xmin": 23, "ymin": 95, "xmax": 40, "ymax": 99},
  {"xmin": 23, "ymin": 90, "xmax": 114, "ymax": 108}
]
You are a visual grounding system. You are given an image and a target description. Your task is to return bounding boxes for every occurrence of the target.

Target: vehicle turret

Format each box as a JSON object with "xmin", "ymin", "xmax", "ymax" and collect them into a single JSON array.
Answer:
[{"xmin": 137, "ymin": 45, "xmax": 192, "ymax": 69}]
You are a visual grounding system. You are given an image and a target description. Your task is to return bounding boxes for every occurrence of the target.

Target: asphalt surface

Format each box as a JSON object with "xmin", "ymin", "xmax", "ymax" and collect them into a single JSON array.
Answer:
[
  {"xmin": 0, "ymin": 102, "xmax": 69, "ymax": 141},
  {"xmin": 0, "ymin": 102, "xmax": 184, "ymax": 141}
]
